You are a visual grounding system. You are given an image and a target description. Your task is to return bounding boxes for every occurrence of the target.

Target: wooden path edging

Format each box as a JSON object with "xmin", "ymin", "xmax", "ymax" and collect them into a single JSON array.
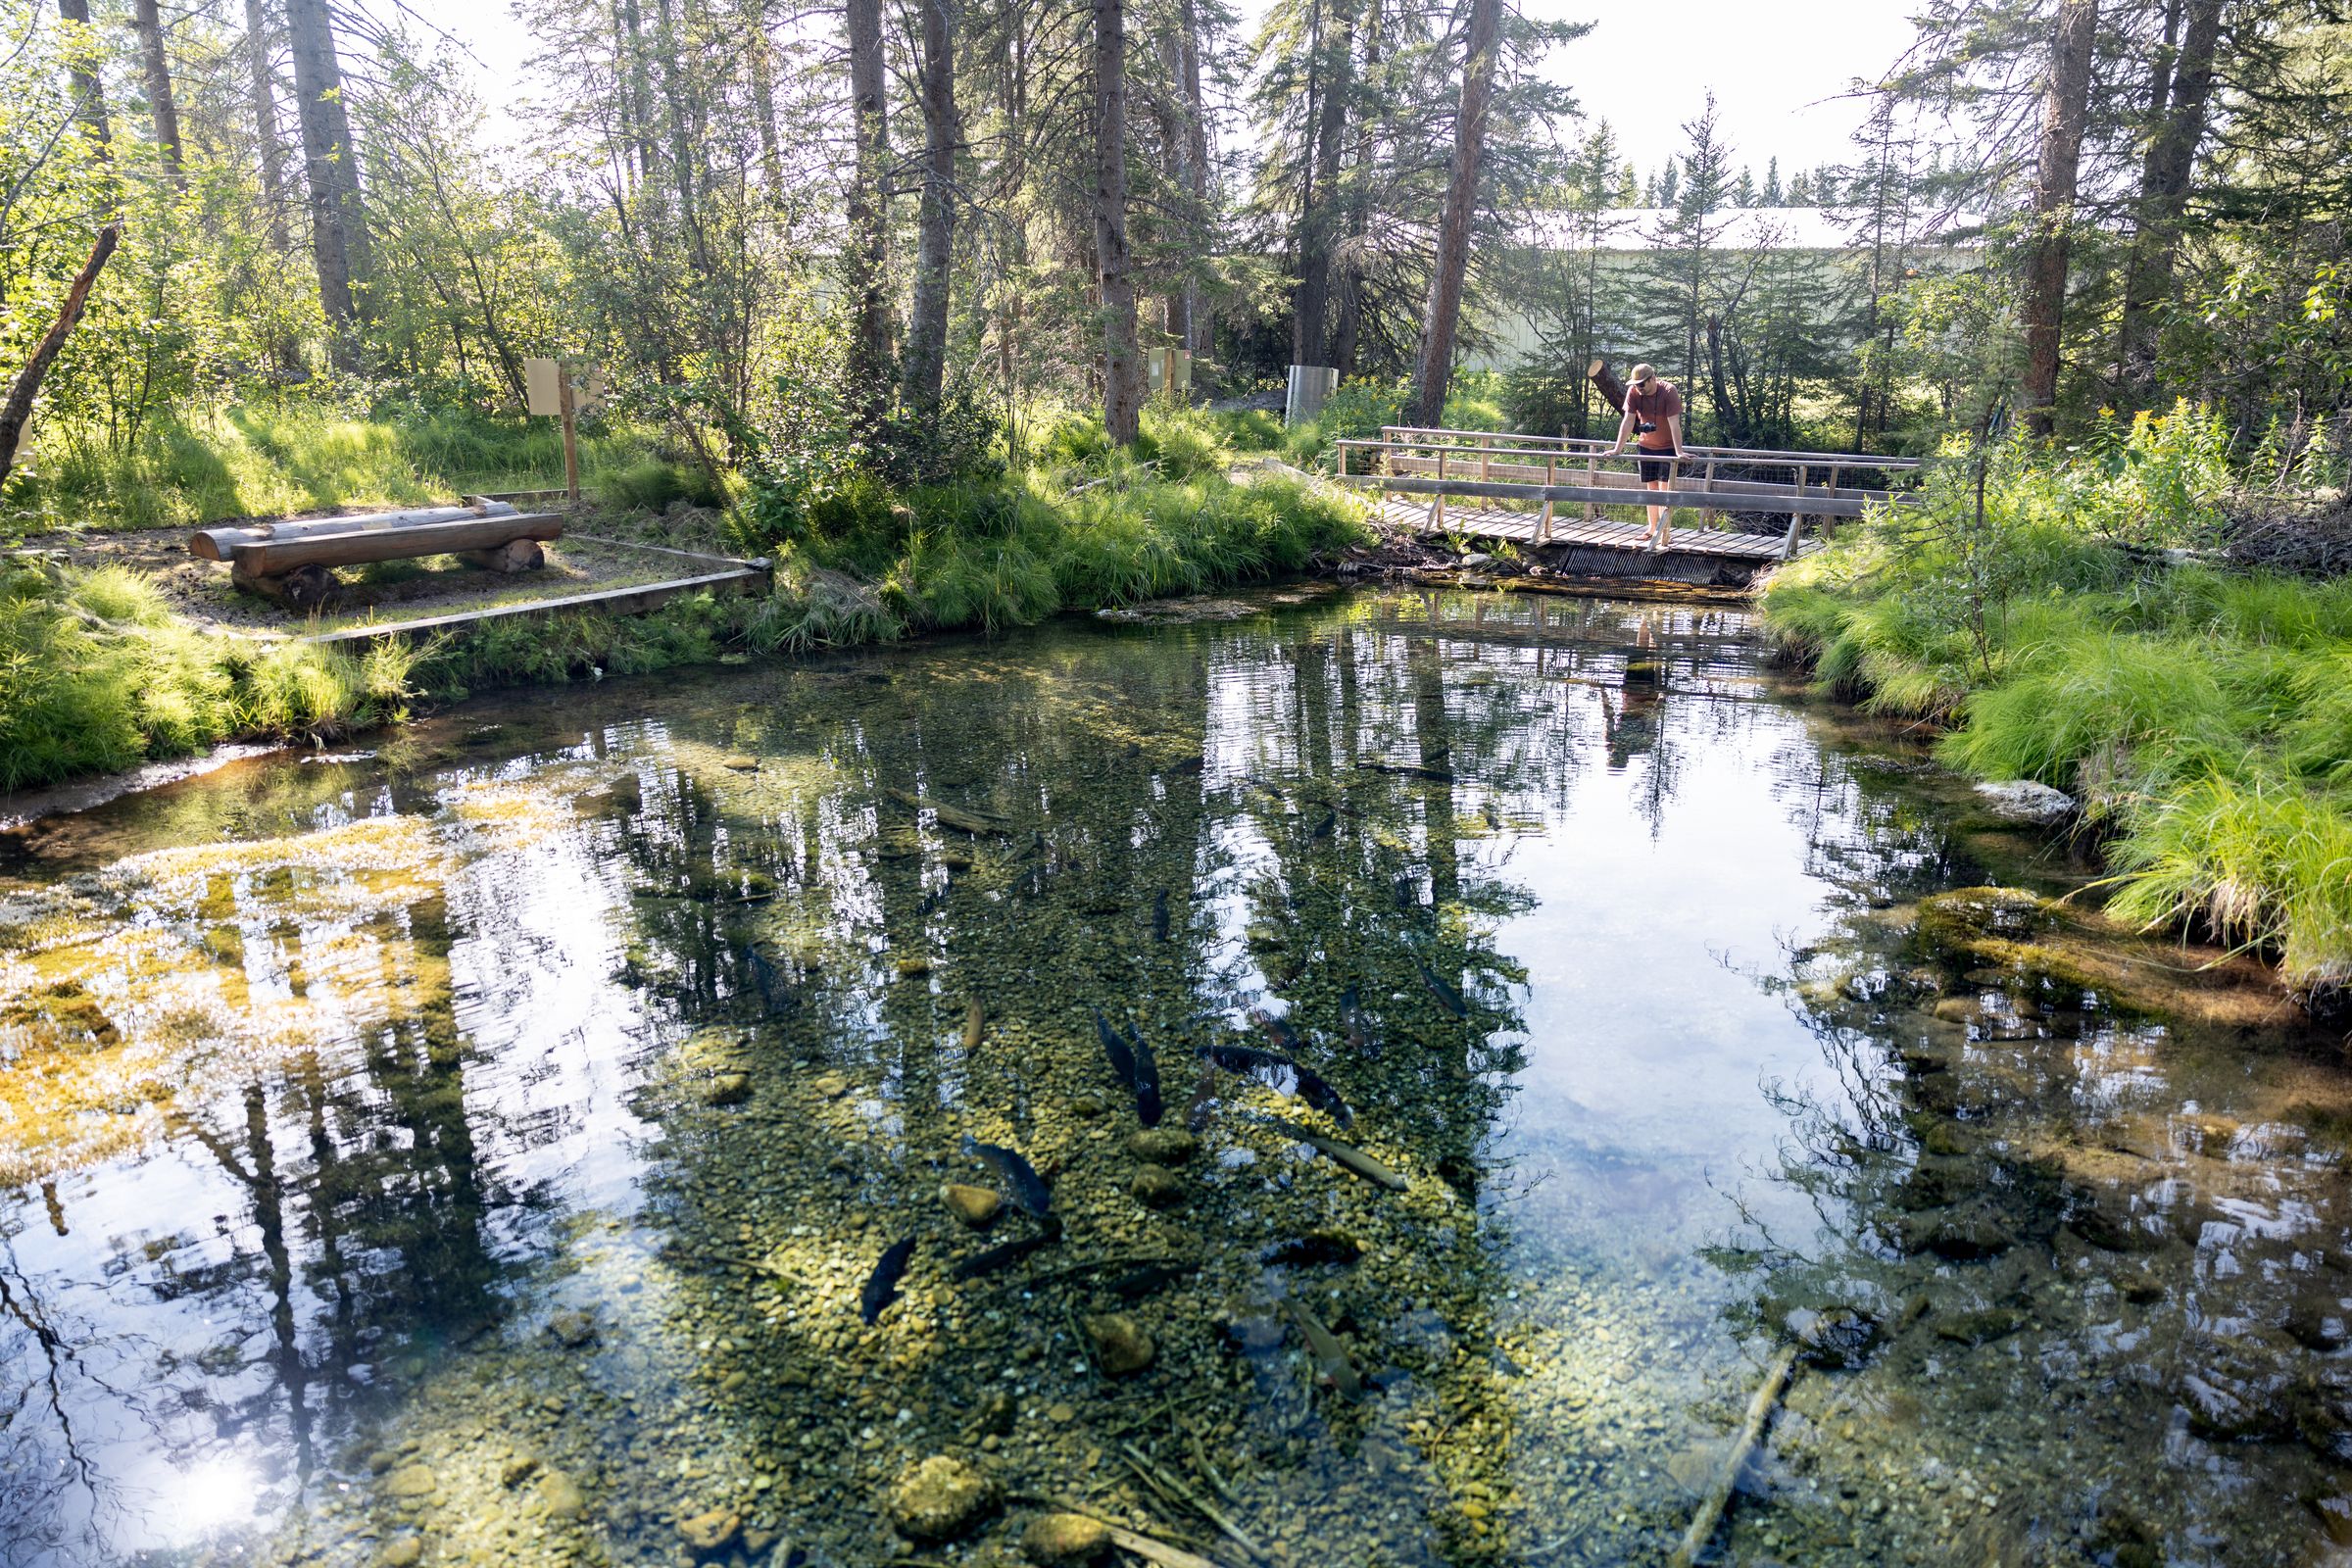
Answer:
[{"xmin": 301, "ymin": 534, "xmax": 771, "ymax": 647}]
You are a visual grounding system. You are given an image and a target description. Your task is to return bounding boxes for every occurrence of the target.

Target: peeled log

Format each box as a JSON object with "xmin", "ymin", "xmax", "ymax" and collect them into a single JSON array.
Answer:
[
  {"xmin": 1588, "ymin": 358, "xmax": 1627, "ymax": 414},
  {"xmin": 459, "ymin": 538, "xmax": 546, "ymax": 573}
]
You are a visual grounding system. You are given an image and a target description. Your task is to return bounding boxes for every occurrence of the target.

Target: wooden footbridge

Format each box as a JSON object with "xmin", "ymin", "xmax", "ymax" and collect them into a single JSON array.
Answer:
[{"xmin": 1330, "ymin": 427, "xmax": 1925, "ymax": 572}]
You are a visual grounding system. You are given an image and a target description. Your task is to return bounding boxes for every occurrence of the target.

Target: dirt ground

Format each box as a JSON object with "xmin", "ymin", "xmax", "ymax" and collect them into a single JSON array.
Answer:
[{"xmin": 15, "ymin": 502, "xmax": 750, "ymax": 635}]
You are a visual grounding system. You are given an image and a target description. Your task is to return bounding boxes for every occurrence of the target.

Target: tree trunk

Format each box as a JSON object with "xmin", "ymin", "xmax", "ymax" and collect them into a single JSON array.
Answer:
[
  {"xmin": 650, "ymin": 0, "xmax": 704, "ymax": 250},
  {"xmin": 287, "ymin": 0, "xmax": 369, "ymax": 367},
  {"xmin": 0, "ymin": 225, "xmax": 120, "ymax": 486},
  {"xmin": 746, "ymin": 18, "xmax": 787, "ymax": 203},
  {"xmin": 243, "ymin": 0, "xmax": 293, "ymax": 250},
  {"xmin": 2117, "ymin": 0, "xmax": 2221, "ymax": 406},
  {"xmin": 1330, "ymin": 0, "xmax": 1381, "ymax": 380},
  {"xmin": 1406, "ymin": 0, "xmax": 1499, "ymax": 430},
  {"xmin": 1094, "ymin": 0, "xmax": 1145, "ymax": 444},
  {"xmin": 617, "ymin": 0, "xmax": 661, "ymax": 198},
  {"xmin": 1152, "ymin": 27, "xmax": 1192, "ymax": 350},
  {"xmin": 2019, "ymin": 0, "xmax": 2098, "ymax": 436},
  {"xmin": 56, "ymin": 0, "xmax": 114, "ymax": 161},
  {"xmin": 843, "ymin": 0, "xmax": 893, "ymax": 429},
  {"xmin": 132, "ymin": 0, "xmax": 184, "ymax": 182},
  {"xmin": 1175, "ymin": 0, "xmax": 1209, "ymax": 358},
  {"xmin": 903, "ymin": 0, "xmax": 960, "ymax": 421},
  {"xmin": 1293, "ymin": 0, "xmax": 1355, "ymax": 368}
]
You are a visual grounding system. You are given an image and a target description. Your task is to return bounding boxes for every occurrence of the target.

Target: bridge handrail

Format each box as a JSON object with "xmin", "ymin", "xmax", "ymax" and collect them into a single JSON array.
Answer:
[{"xmin": 1373, "ymin": 425, "xmax": 1926, "ymax": 469}]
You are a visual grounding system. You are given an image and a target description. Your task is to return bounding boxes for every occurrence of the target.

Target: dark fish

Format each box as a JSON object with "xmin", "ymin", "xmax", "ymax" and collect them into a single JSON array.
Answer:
[
  {"xmin": 1310, "ymin": 810, "xmax": 1337, "ymax": 841},
  {"xmin": 1416, "ymin": 958, "xmax": 1469, "ymax": 1018},
  {"xmin": 951, "ymin": 1214, "xmax": 1064, "ymax": 1281},
  {"xmin": 1358, "ymin": 761, "xmax": 1457, "ymax": 784},
  {"xmin": 1253, "ymin": 1010, "xmax": 1305, "ymax": 1054},
  {"xmin": 1152, "ymin": 889, "xmax": 1170, "ymax": 942},
  {"xmin": 745, "ymin": 945, "xmax": 787, "ymax": 1010},
  {"xmin": 1285, "ymin": 1299, "xmax": 1364, "ymax": 1399},
  {"xmin": 1200, "ymin": 1042, "xmax": 1350, "ymax": 1126},
  {"xmin": 1107, "ymin": 1260, "xmax": 1197, "ymax": 1299},
  {"xmin": 1340, "ymin": 984, "xmax": 1372, "ymax": 1054},
  {"xmin": 1261, "ymin": 1232, "xmax": 1364, "ymax": 1268},
  {"xmin": 1167, "ymin": 756, "xmax": 1205, "ymax": 777},
  {"xmin": 1394, "ymin": 876, "xmax": 1418, "ymax": 912},
  {"xmin": 1185, "ymin": 1069, "xmax": 1220, "ymax": 1133},
  {"xmin": 860, "ymin": 1236, "xmax": 916, "ymax": 1324},
  {"xmin": 1201, "ymin": 1041, "xmax": 1293, "ymax": 1078},
  {"xmin": 1127, "ymin": 1022, "xmax": 1163, "ymax": 1128},
  {"xmin": 962, "ymin": 1135, "xmax": 1052, "ymax": 1217},
  {"xmin": 1092, "ymin": 1006, "xmax": 1136, "ymax": 1089},
  {"xmin": 1294, "ymin": 1064, "xmax": 1353, "ymax": 1127}
]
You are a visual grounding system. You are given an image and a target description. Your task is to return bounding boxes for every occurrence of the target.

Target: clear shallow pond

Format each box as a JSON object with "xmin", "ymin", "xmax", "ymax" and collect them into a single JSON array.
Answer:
[{"xmin": 1, "ymin": 585, "xmax": 2347, "ymax": 1568}]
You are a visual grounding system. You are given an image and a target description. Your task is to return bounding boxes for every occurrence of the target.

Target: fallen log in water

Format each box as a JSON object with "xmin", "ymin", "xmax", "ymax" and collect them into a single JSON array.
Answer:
[{"xmin": 1668, "ymin": 1342, "xmax": 1800, "ymax": 1568}]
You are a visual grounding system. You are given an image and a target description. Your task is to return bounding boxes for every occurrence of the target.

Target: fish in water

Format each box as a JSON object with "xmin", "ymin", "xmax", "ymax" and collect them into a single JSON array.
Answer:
[
  {"xmin": 1261, "ymin": 1232, "xmax": 1364, "ymax": 1268},
  {"xmin": 1284, "ymin": 1299, "xmax": 1364, "ymax": 1399},
  {"xmin": 1294, "ymin": 1064, "xmax": 1352, "ymax": 1127},
  {"xmin": 1152, "ymin": 889, "xmax": 1170, "ymax": 942},
  {"xmin": 1252, "ymin": 1010, "xmax": 1305, "ymax": 1054},
  {"xmin": 961, "ymin": 1135, "xmax": 1053, "ymax": 1217},
  {"xmin": 1201, "ymin": 1041, "xmax": 1293, "ymax": 1077},
  {"xmin": 1339, "ymin": 985, "xmax": 1376, "ymax": 1056},
  {"xmin": 951, "ymin": 1214, "xmax": 1064, "ymax": 1282},
  {"xmin": 1166, "ymin": 756, "xmax": 1205, "ymax": 778},
  {"xmin": 1310, "ymin": 810, "xmax": 1337, "ymax": 841},
  {"xmin": 860, "ymin": 1236, "xmax": 917, "ymax": 1324},
  {"xmin": 1393, "ymin": 876, "xmax": 1418, "ymax": 913},
  {"xmin": 1092, "ymin": 1006, "xmax": 1136, "ymax": 1089},
  {"xmin": 1415, "ymin": 957, "xmax": 1469, "ymax": 1018},
  {"xmin": 1185, "ymin": 1068, "xmax": 1220, "ymax": 1133},
  {"xmin": 1200, "ymin": 1042, "xmax": 1352, "ymax": 1126},
  {"xmin": 1127, "ymin": 1022, "xmax": 1163, "ymax": 1128},
  {"xmin": 1107, "ymin": 1260, "xmax": 1198, "ymax": 1300},
  {"xmin": 745, "ymin": 945, "xmax": 789, "ymax": 1011},
  {"xmin": 963, "ymin": 998, "xmax": 985, "ymax": 1052}
]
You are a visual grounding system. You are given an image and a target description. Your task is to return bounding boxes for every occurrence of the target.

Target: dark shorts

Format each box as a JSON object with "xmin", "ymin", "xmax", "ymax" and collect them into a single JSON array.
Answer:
[{"xmin": 1638, "ymin": 451, "xmax": 1679, "ymax": 483}]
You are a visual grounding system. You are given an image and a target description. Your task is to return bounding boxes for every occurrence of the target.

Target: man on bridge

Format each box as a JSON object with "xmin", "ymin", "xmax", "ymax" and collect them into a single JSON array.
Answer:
[{"xmin": 1609, "ymin": 364, "xmax": 1685, "ymax": 551}]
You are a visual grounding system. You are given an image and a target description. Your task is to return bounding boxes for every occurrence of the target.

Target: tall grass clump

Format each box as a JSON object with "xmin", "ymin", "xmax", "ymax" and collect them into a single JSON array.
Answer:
[
  {"xmin": 11, "ymin": 400, "xmax": 666, "ymax": 531},
  {"xmin": 0, "ymin": 564, "xmax": 415, "ymax": 790},
  {"xmin": 1761, "ymin": 410, "xmax": 2352, "ymax": 1000}
]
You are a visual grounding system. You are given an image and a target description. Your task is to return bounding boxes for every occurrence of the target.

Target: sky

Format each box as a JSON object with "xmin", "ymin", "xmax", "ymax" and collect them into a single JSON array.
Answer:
[{"xmin": 399, "ymin": 0, "xmax": 1919, "ymax": 186}]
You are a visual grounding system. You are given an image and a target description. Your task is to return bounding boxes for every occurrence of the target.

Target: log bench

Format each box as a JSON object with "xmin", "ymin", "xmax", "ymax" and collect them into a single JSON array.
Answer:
[{"xmin": 189, "ymin": 502, "xmax": 565, "ymax": 610}]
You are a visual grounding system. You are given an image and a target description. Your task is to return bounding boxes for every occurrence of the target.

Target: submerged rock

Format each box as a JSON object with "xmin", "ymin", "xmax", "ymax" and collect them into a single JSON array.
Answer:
[
  {"xmin": 1084, "ymin": 1312, "xmax": 1156, "ymax": 1375},
  {"xmin": 1023, "ymin": 1511, "xmax": 1112, "ymax": 1565},
  {"xmin": 885, "ymin": 1454, "xmax": 997, "ymax": 1540},
  {"xmin": 377, "ymin": 1540, "xmax": 423, "ymax": 1568},
  {"xmin": 941, "ymin": 1183, "xmax": 1004, "ymax": 1229},
  {"xmin": 1129, "ymin": 1163, "xmax": 1184, "ymax": 1207},
  {"xmin": 1126, "ymin": 1127, "xmax": 1199, "ymax": 1164},
  {"xmin": 677, "ymin": 1507, "xmax": 742, "ymax": 1557},
  {"xmin": 545, "ymin": 1310, "xmax": 598, "ymax": 1348},
  {"xmin": 383, "ymin": 1464, "xmax": 437, "ymax": 1498},
  {"xmin": 1973, "ymin": 779, "xmax": 2076, "ymax": 825},
  {"xmin": 701, "ymin": 1072, "xmax": 752, "ymax": 1106},
  {"xmin": 538, "ymin": 1469, "xmax": 588, "ymax": 1519}
]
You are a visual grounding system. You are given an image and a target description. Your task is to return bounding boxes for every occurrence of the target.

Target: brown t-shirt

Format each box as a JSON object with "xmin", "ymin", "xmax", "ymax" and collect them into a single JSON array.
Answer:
[{"xmin": 1627, "ymin": 381, "xmax": 1682, "ymax": 450}]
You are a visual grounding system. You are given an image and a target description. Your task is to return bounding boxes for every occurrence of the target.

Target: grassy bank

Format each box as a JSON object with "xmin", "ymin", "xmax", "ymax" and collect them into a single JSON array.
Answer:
[
  {"xmin": 1761, "ymin": 408, "xmax": 2352, "ymax": 1001},
  {"xmin": 4, "ymin": 402, "xmax": 709, "ymax": 532},
  {"xmin": 1, "ymin": 405, "xmax": 1363, "ymax": 794}
]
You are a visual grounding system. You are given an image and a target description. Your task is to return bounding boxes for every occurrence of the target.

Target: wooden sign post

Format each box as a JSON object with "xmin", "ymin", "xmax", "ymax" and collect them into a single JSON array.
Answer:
[{"xmin": 525, "ymin": 357, "xmax": 597, "ymax": 503}]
